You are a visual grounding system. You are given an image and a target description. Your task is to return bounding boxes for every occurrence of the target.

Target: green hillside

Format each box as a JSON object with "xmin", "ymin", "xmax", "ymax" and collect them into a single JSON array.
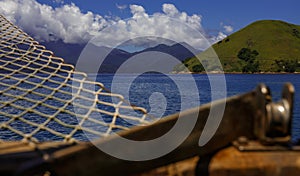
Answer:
[{"xmin": 180, "ymin": 20, "xmax": 300, "ymax": 73}]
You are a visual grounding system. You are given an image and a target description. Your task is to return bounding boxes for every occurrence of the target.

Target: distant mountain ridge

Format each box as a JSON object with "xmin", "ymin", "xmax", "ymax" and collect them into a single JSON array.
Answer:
[
  {"xmin": 137, "ymin": 42, "xmax": 201, "ymax": 61},
  {"xmin": 41, "ymin": 40, "xmax": 201, "ymax": 73},
  {"xmin": 181, "ymin": 20, "xmax": 300, "ymax": 73},
  {"xmin": 41, "ymin": 40, "xmax": 85, "ymax": 66}
]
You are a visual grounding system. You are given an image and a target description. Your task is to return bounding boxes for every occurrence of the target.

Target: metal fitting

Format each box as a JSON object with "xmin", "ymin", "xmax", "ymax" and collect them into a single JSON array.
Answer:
[{"xmin": 255, "ymin": 83, "xmax": 294, "ymax": 145}]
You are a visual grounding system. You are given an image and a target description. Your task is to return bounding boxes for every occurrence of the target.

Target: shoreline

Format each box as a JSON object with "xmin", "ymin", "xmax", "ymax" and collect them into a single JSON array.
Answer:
[
  {"xmin": 174, "ymin": 71, "xmax": 300, "ymax": 75},
  {"xmin": 86, "ymin": 72, "xmax": 300, "ymax": 75}
]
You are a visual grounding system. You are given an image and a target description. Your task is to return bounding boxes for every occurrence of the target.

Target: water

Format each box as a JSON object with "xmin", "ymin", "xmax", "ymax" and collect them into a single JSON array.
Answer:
[
  {"xmin": 1, "ymin": 73, "xmax": 300, "ymax": 143},
  {"xmin": 97, "ymin": 73, "xmax": 300, "ymax": 142}
]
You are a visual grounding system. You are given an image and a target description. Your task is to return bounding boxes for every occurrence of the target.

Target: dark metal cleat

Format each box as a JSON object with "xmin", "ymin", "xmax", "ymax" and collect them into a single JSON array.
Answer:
[{"xmin": 254, "ymin": 83, "xmax": 294, "ymax": 145}]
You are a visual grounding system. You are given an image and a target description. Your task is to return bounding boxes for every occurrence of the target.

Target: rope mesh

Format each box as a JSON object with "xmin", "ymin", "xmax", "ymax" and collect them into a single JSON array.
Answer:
[{"xmin": 0, "ymin": 14, "xmax": 153, "ymax": 144}]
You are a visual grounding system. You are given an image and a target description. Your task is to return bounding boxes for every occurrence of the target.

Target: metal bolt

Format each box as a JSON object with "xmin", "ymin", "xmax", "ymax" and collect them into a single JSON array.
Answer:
[{"xmin": 238, "ymin": 136, "xmax": 248, "ymax": 146}]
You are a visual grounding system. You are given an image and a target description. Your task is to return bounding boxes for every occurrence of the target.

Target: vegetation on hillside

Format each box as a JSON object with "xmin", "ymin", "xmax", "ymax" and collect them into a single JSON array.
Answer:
[
  {"xmin": 237, "ymin": 48, "xmax": 259, "ymax": 73},
  {"xmin": 178, "ymin": 20, "xmax": 300, "ymax": 73}
]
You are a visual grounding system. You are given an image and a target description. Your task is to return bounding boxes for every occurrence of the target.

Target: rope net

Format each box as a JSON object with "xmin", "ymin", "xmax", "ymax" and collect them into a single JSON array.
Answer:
[{"xmin": 0, "ymin": 14, "xmax": 153, "ymax": 144}]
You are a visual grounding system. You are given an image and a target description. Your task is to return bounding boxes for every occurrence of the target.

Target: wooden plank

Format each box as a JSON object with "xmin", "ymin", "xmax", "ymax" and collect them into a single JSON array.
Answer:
[
  {"xmin": 0, "ymin": 91, "xmax": 258, "ymax": 175},
  {"xmin": 133, "ymin": 156, "xmax": 199, "ymax": 176},
  {"xmin": 0, "ymin": 141, "xmax": 73, "ymax": 175},
  {"xmin": 48, "ymin": 92, "xmax": 257, "ymax": 176},
  {"xmin": 210, "ymin": 146, "xmax": 300, "ymax": 176}
]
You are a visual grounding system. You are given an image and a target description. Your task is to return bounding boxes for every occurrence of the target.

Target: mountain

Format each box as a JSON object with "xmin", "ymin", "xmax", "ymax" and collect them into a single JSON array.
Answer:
[
  {"xmin": 181, "ymin": 20, "xmax": 300, "ymax": 73},
  {"xmin": 41, "ymin": 40, "xmax": 134, "ymax": 72},
  {"xmin": 41, "ymin": 40, "xmax": 201, "ymax": 73},
  {"xmin": 137, "ymin": 42, "xmax": 202, "ymax": 62},
  {"xmin": 40, "ymin": 40, "xmax": 85, "ymax": 66}
]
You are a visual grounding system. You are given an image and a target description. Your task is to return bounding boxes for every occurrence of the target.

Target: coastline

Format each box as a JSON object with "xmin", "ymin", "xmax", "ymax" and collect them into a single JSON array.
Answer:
[{"xmin": 173, "ymin": 71, "xmax": 300, "ymax": 75}]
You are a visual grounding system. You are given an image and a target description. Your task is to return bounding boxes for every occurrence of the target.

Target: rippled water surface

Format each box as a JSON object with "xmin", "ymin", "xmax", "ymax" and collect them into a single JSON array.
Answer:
[
  {"xmin": 1, "ymin": 73, "xmax": 300, "ymax": 142},
  {"xmin": 97, "ymin": 73, "xmax": 300, "ymax": 142}
]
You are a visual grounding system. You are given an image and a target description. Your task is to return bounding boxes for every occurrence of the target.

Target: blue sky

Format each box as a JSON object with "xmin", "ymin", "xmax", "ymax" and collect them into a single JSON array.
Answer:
[
  {"xmin": 0, "ymin": 0, "xmax": 298, "ymax": 51},
  {"xmin": 37, "ymin": 0, "xmax": 300, "ymax": 33}
]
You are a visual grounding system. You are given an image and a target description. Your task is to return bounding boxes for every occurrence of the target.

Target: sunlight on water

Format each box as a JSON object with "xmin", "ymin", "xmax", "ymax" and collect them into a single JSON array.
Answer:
[
  {"xmin": 97, "ymin": 73, "xmax": 300, "ymax": 143},
  {"xmin": 1, "ymin": 73, "xmax": 300, "ymax": 142}
]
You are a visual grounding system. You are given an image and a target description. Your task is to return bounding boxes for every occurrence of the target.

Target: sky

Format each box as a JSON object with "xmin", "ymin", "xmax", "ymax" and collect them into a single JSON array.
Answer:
[
  {"xmin": 37, "ymin": 0, "xmax": 300, "ymax": 30},
  {"xmin": 38, "ymin": 0, "xmax": 300, "ymax": 30},
  {"xmin": 0, "ymin": 0, "xmax": 299, "ymax": 50}
]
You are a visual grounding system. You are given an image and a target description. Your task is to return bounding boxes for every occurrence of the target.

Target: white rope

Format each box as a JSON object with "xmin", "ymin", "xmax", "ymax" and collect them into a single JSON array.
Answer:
[{"xmin": 0, "ymin": 14, "xmax": 153, "ymax": 145}]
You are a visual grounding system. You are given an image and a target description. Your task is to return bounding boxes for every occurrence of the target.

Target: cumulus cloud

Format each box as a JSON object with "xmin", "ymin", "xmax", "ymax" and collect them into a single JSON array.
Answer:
[
  {"xmin": 0, "ymin": 0, "xmax": 225, "ymax": 49},
  {"xmin": 216, "ymin": 32, "xmax": 227, "ymax": 41},
  {"xmin": 223, "ymin": 25, "xmax": 233, "ymax": 33},
  {"xmin": 0, "ymin": 0, "xmax": 107, "ymax": 43},
  {"xmin": 91, "ymin": 3, "xmax": 210, "ymax": 49},
  {"xmin": 162, "ymin": 4, "xmax": 179, "ymax": 16}
]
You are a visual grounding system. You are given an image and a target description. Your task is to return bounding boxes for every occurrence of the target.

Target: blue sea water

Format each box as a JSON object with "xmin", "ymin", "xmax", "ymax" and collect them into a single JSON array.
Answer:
[
  {"xmin": 96, "ymin": 73, "xmax": 300, "ymax": 142},
  {"xmin": 1, "ymin": 73, "xmax": 300, "ymax": 143}
]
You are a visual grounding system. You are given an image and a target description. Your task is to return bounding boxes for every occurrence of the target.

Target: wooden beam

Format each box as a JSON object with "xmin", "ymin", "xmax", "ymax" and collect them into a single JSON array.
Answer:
[
  {"xmin": 0, "ymin": 91, "xmax": 258, "ymax": 175},
  {"xmin": 48, "ymin": 91, "xmax": 257, "ymax": 176}
]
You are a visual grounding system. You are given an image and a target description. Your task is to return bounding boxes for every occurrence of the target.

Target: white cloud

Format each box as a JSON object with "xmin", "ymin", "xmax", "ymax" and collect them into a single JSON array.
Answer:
[
  {"xmin": 216, "ymin": 32, "xmax": 227, "ymax": 41},
  {"xmin": 95, "ymin": 3, "xmax": 209, "ymax": 49},
  {"xmin": 223, "ymin": 25, "xmax": 233, "ymax": 33},
  {"xmin": 116, "ymin": 3, "xmax": 127, "ymax": 10},
  {"xmin": 0, "ymin": 0, "xmax": 225, "ymax": 49},
  {"xmin": 209, "ymin": 32, "xmax": 227, "ymax": 44},
  {"xmin": 162, "ymin": 4, "xmax": 179, "ymax": 16},
  {"xmin": 0, "ymin": 0, "xmax": 107, "ymax": 43},
  {"xmin": 130, "ymin": 4, "xmax": 148, "ymax": 19}
]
